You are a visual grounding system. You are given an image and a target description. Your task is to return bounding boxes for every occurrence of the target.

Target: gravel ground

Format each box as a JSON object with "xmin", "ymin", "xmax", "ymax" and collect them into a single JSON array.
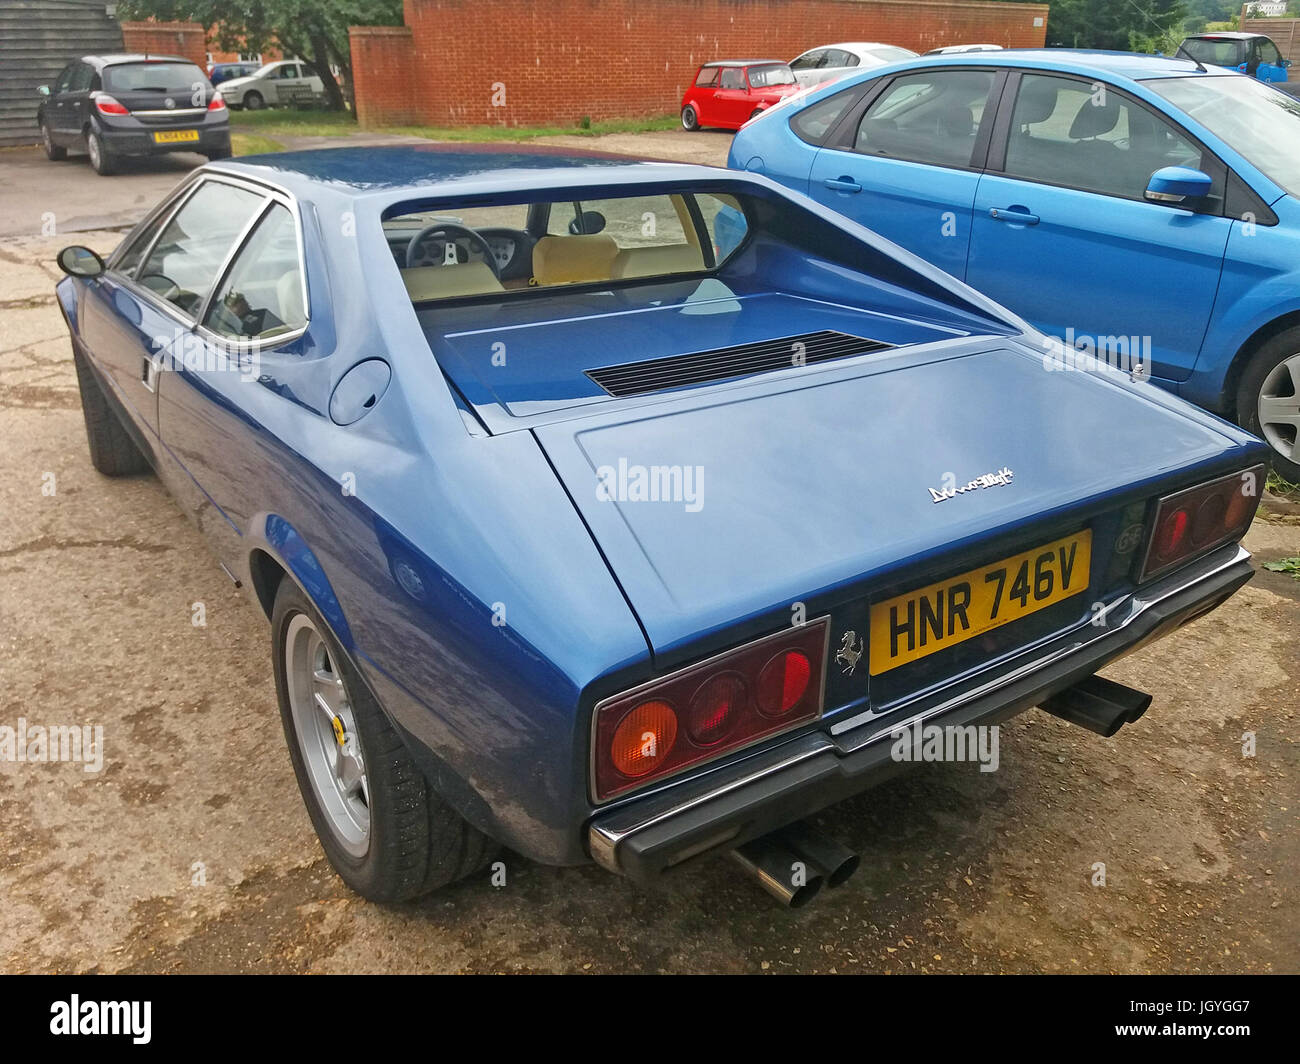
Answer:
[{"xmin": 0, "ymin": 129, "xmax": 1296, "ymax": 974}]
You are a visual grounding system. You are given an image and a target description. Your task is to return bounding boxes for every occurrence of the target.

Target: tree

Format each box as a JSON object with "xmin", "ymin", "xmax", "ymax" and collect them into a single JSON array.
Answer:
[
  {"xmin": 117, "ymin": 0, "xmax": 404, "ymax": 110},
  {"xmin": 1029, "ymin": 0, "xmax": 1188, "ymax": 50}
]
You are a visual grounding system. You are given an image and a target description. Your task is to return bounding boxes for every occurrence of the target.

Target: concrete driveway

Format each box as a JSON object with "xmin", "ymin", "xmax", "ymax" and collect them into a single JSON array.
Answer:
[{"xmin": 0, "ymin": 132, "xmax": 1296, "ymax": 974}]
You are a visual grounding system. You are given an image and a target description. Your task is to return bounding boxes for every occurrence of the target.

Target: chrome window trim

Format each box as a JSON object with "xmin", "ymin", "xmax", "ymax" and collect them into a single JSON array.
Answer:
[
  {"xmin": 112, "ymin": 169, "xmax": 312, "ymax": 352},
  {"xmin": 106, "ymin": 174, "xmax": 204, "ymax": 274}
]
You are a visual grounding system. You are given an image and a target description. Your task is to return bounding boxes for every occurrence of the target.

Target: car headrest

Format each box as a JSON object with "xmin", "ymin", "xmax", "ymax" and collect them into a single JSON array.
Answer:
[
  {"xmin": 1069, "ymin": 96, "xmax": 1120, "ymax": 140},
  {"xmin": 276, "ymin": 270, "xmax": 304, "ymax": 327},
  {"xmin": 532, "ymin": 234, "xmax": 620, "ymax": 286},
  {"xmin": 935, "ymin": 99, "xmax": 974, "ymax": 139},
  {"xmin": 1016, "ymin": 80, "xmax": 1059, "ymax": 125},
  {"xmin": 400, "ymin": 263, "xmax": 503, "ymax": 301}
]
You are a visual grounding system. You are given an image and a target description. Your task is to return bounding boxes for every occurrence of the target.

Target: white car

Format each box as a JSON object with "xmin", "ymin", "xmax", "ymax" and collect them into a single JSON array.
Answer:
[
  {"xmin": 788, "ymin": 42, "xmax": 918, "ymax": 88},
  {"xmin": 924, "ymin": 44, "xmax": 1004, "ymax": 55},
  {"xmin": 218, "ymin": 60, "xmax": 325, "ymax": 110}
]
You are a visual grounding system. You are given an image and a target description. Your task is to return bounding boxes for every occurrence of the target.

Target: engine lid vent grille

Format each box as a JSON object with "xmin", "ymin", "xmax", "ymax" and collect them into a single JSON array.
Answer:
[{"xmin": 586, "ymin": 330, "xmax": 892, "ymax": 397}]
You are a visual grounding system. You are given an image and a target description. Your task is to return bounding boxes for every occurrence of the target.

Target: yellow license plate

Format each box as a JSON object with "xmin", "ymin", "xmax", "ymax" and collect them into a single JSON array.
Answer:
[
  {"xmin": 869, "ymin": 530, "xmax": 1092, "ymax": 676},
  {"xmin": 152, "ymin": 130, "xmax": 200, "ymax": 143}
]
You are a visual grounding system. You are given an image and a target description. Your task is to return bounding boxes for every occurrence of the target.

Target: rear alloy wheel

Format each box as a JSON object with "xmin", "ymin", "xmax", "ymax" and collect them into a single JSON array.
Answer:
[
  {"xmin": 1237, "ymin": 326, "xmax": 1300, "ymax": 483},
  {"xmin": 244, "ymin": 90, "xmax": 264, "ymax": 111},
  {"xmin": 41, "ymin": 121, "xmax": 66, "ymax": 161},
  {"xmin": 271, "ymin": 580, "xmax": 497, "ymax": 901},
  {"xmin": 86, "ymin": 130, "xmax": 115, "ymax": 175},
  {"xmin": 681, "ymin": 105, "xmax": 700, "ymax": 131}
]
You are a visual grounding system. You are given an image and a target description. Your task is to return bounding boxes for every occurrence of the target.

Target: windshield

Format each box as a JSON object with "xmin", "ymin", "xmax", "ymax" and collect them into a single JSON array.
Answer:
[
  {"xmin": 1148, "ymin": 75, "xmax": 1300, "ymax": 197},
  {"xmin": 748, "ymin": 64, "xmax": 796, "ymax": 87},
  {"xmin": 1178, "ymin": 38, "xmax": 1245, "ymax": 66},
  {"xmin": 103, "ymin": 62, "xmax": 208, "ymax": 93}
]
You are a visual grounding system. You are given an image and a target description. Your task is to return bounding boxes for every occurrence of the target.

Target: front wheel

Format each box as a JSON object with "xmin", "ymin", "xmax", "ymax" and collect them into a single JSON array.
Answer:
[
  {"xmin": 243, "ymin": 90, "xmax": 264, "ymax": 111},
  {"xmin": 271, "ymin": 580, "xmax": 497, "ymax": 901},
  {"xmin": 205, "ymin": 147, "xmax": 232, "ymax": 161},
  {"xmin": 681, "ymin": 105, "xmax": 700, "ymax": 131},
  {"xmin": 71, "ymin": 347, "xmax": 150, "ymax": 475},
  {"xmin": 41, "ymin": 121, "xmax": 67, "ymax": 161},
  {"xmin": 1236, "ymin": 326, "xmax": 1300, "ymax": 482},
  {"xmin": 86, "ymin": 129, "xmax": 115, "ymax": 175}
]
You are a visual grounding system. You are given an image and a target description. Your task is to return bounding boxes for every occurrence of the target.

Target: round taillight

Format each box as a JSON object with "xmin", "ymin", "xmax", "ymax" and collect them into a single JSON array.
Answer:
[
  {"xmin": 610, "ymin": 700, "xmax": 677, "ymax": 778},
  {"xmin": 1224, "ymin": 484, "xmax": 1254, "ymax": 531},
  {"xmin": 756, "ymin": 650, "xmax": 812, "ymax": 717},
  {"xmin": 1154, "ymin": 507, "xmax": 1189, "ymax": 560},
  {"xmin": 687, "ymin": 673, "xmax": 745, "ymax": 746},
  {"xmin": 1192, "ymin": 493, "xmax": 1227, "ymax": 546}
]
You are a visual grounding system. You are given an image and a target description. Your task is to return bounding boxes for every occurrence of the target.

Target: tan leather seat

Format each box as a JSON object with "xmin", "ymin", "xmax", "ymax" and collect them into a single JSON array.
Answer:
[
  {"xmin": 401, "ymin": 263, "xmax": 504, "ymax": 301},
  {"xmin": 612, "ymin": 243, "xmax": 706, "ymax": 280},
  {"xmin": 531, "ymin": 234, "xmax": 620, "ymax": 286}
]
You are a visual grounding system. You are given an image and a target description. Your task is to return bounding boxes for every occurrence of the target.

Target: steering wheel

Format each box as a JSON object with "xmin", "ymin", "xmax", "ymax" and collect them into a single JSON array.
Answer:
[
  {"xmin": 139, "ymin": 271, "xmax": 182, "ymax": 301},
  {"xmin": 405, "ymin": 222, "xmax": 500, "ymax": 276}
]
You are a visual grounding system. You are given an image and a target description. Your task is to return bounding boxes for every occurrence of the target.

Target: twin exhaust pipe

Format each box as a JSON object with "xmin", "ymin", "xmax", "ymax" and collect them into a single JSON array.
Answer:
[
  {"xmin": 729, "ymin": 821, "xmax": 861, "ymax": 908},
  {"xmin": 729, "ymin": 673, "xmax": 1152, "ymax": 907}
]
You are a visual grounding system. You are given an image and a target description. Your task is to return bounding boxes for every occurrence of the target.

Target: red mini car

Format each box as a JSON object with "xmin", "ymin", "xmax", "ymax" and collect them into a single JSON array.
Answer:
[{"xmin": 681, "ymin": 60, "xmax": 802, "ymax": 131}]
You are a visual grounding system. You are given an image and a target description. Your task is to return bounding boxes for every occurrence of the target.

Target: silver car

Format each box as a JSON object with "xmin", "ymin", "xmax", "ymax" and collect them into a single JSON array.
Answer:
[{"xmin": 789, "ymin": 42, "xmax": 918, "ymax": 88}]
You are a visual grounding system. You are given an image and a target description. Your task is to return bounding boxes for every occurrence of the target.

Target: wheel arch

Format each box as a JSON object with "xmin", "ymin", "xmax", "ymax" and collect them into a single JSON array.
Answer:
[
  {"xmin": 244, "ymin": 514, "xmax": 355, "ymax": 653},
  {"xmin": 1222, "ymin": 309, "xmax": 1300, "ymax": 415}
]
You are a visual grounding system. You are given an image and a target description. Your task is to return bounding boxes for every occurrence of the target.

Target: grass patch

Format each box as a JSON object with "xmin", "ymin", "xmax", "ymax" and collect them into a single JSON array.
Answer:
[
  {"xmin": 231, "ymin": 132, "xmax": 284, "ymax": 157},
  {"xmin": 381, "ymin": 114, "xmax": 679, "ymax": 142},
  {"xmin": 228, "ymin": 109, "xmax": 358, "ymax": 138},
  {"xmin": 1266, "ymin": 469, "xmax": 1300, "ymax": 501}
]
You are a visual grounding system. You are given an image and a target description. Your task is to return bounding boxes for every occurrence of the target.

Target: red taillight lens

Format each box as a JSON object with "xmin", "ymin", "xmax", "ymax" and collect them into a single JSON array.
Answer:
[
  {"xmin": 1139, "ymin": 464, "xmax": 1264, "ymax": 582},
  {"xmin": 592, "ymin": 619, "xmax": 828, "ymax": 801},
  {"xmin": 756, "ymin": 650, "xmax": 811, "ymax": 717},
  {"xmin": 94, "ymin": 95, "xmax": 129, "ymax": 115},
  {"xmin": 610, "ymin": 700, "xmax": 677, "ymax": 778},
  {"xmin": 208, "ymin": 95, "xmax": 226, "ymax": 111},
  {"xmin": 687, "ymin": 673, "xmax": 745, "ymax": 746},
  {"xmin": 1154, "ymin": 507, "xmax": 1189, "ymax": 560}
]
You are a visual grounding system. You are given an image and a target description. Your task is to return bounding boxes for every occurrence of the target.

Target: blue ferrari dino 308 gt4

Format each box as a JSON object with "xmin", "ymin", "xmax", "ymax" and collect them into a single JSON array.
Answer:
[{"xmin": 54, "ymin": 145, "xmax": 1267, "ymax": 906}]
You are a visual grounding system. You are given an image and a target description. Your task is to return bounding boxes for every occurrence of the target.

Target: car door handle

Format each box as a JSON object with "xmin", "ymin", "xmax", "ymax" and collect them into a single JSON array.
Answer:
[
  {"xmin": 989, "ymin": 206, "xmax": 1039, "ymax": 225},
  {"xmin": 824, "ymin": 177, "xmax": 862, "ymax": 193}
]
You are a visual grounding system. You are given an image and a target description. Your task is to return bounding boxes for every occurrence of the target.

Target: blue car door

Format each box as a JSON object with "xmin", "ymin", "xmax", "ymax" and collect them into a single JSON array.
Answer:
[
  {"xmin": 965, "ymin": 72, "xmax": 1232, "ymax": 382},
  {"xmin": 807, "ymin": 67, "xmax": 1004, "ymax": 280}
]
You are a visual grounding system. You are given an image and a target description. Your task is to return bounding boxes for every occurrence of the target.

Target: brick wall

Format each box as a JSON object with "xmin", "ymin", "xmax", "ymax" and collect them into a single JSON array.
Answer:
[
  {"xmin": 350, "ymin": 26, "xmax": 417, "ymax": 125},
  {"xmin": 119, "ymin": 20, "xmax": 208, "ymax": 68},
  {"xmin": 351, "ymin": 0, "xmax": 1049, "ymax": 128},
  {"xmin": 1241, "ymin": 15, "xmax": 1300, "ymax": 64}
]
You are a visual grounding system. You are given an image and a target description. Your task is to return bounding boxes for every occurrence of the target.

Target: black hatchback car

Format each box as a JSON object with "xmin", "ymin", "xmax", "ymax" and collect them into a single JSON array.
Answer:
[{"xmin": 37, "ymin": 54, "xmax": 231, "ymax": 175}]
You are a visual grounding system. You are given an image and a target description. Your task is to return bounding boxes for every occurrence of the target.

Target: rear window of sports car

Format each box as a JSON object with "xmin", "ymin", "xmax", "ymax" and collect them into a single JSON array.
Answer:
[{"xmin": 384, "ymin": 190, "xmax": 749, "ymax": 303}]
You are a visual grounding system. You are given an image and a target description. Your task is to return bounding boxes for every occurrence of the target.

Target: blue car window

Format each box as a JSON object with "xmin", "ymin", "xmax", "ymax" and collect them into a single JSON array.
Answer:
[
  {"xmin": 853, "ymin": 69, "xmax": 995, "ymax": 168},
  {"xmin": 204, "ymin": 204, "xmax": 306, "ymax": 341},
  {"xmin": 136, "ymin": 181, "xmax": 267, "ymax": 319},
  {"xmin": 1003, "ymin": 74, "xmax": 1203, "ymax": 201},
  {"xmin": 791, "ymin": 84, "xmax": 861, "ymax": 144}
]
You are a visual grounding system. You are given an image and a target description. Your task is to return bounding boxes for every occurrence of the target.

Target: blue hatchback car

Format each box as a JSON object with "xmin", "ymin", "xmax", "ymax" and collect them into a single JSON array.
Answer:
[
  {"xmin": 729, "ymin": 51, "xmax": 1300, "ymax": 481},
  {"xmin": 53, "ymin": 146, "xmax": 1266, "ymax": 906}
]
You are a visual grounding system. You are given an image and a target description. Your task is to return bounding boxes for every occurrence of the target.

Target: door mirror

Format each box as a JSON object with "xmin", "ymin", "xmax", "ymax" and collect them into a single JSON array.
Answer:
[
  {"xmin": 1144, "ymin": 166, "xmax": 1212, "ymax": 205},
  {"xmin": 38, "ymin": 84, "xmax": 50, "ymax": 97},
  {"xmin": 57, "ymin": 245, "xmax": 105, "ymax": 278}
]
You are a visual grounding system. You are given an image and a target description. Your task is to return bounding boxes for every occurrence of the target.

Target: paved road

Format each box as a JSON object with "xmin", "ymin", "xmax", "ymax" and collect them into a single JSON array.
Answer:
[{"xmin": 0, "ymin": 131, "xmax": 1296, "ymax": 974}]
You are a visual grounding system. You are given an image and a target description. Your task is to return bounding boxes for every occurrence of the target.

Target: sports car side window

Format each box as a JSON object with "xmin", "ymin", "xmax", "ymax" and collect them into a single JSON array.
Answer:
[
  {"xmin": 1002, "ymin": 75, "xmax": 1205, "ymax": 202},
  {"xmin": 853, "ymin": 69, "xmax": 995, "ymax": 168},
  {"xmin": 135, "ymin": 181, "xmax": 266, "ymax": 318},
  {"xmin": 204, "ymin": 204, "xmax": 307, "ymax": 341}
]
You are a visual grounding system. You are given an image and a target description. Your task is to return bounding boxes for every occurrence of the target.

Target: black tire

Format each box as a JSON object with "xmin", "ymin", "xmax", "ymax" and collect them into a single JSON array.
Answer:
[
  {"xmin": 271, "ymin": 580, "xmax": 497, "ymax": 901},
  {"xmin": 71, "ymin": 347, "xmax": 151, "ymax": 476},
  {"xmin": 205, "ymin": 147, "xmax": 232, "ymax": 161},
  {"xmin": 681, "ymin": 105, "xmax": 700, "ymax": 131},
  {"xmin": 244, "ymin": 90, "xmax": 264, "ymax": 111},
  {"xmin": 41, "ymin": 120, "xmax": 67, "ymax": 161},
  {"xmin": 1235, "ymin": 325, "xmax": 1300, "ymax": 483},
  {"xmin": 748, "ymin": 108, "xmax": 764, "ymax": 122},
  {"xmin": 86, "ymin": 129, "xmax": 116, "ymax": 175}
]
